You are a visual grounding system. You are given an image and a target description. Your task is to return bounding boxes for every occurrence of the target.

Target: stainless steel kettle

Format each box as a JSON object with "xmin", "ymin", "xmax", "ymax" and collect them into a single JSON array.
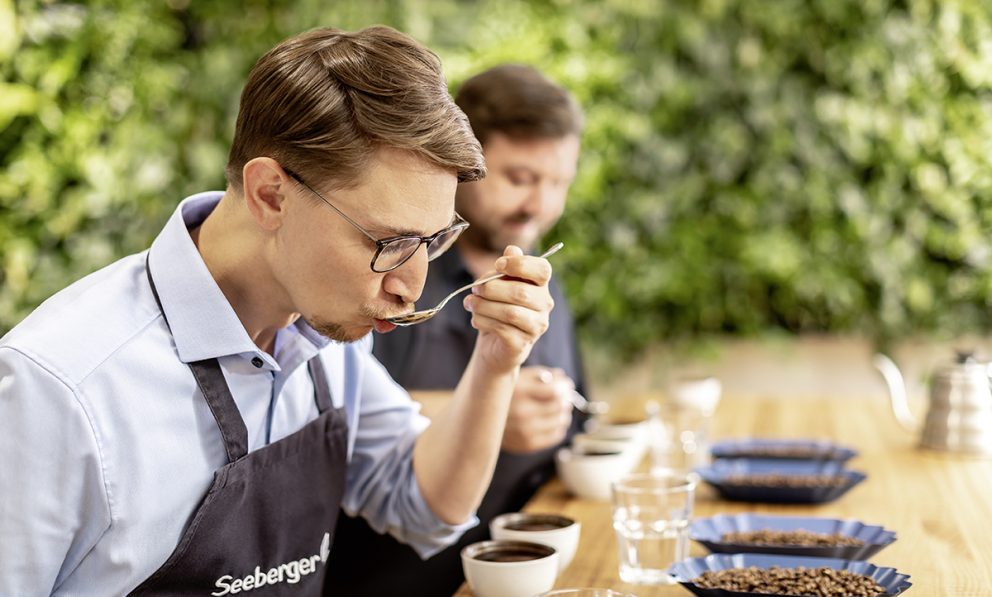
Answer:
[{"xmin": 874, "ymin": 350, "xmax": 992, "ymax": 456}]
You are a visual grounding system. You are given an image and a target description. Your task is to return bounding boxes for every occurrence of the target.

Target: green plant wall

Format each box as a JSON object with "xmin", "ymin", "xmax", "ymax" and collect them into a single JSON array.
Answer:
[{"xmin": 3, "ymin": 0, "xmax": 992, "ymax": 357}]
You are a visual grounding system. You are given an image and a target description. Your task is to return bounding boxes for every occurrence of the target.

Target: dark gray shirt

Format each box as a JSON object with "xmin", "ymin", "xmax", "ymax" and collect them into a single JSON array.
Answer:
[{"xmin": 325, "ymin": 246, "xmax": 587, "ymax": 597}]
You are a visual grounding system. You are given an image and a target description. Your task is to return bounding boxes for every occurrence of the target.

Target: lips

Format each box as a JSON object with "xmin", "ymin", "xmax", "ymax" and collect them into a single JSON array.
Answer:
[{"xmin": 373, "ymin": 319, "xmax": 397, "ymax": 334}]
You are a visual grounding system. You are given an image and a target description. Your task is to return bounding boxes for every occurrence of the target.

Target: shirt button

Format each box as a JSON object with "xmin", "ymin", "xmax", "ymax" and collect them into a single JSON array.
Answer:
[{"xmin": 251, "ymin": 357, "xmax": 264, "ymax": 368}]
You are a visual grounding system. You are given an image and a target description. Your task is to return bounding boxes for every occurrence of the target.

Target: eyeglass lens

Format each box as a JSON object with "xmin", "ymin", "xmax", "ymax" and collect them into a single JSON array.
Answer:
[{"xmin": 373, "ymin": 226, "xmax": 463, "ymax": 272}]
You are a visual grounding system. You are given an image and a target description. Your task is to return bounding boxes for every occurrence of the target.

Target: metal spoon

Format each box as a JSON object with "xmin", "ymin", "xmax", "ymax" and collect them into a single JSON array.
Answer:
[
  {"xmin": 571, "ymin": 391, "xmax": 610, "ymax": 415},
  {"xmin": 386, "ymin": 242, "xmax": 564, "ymax": 327}
]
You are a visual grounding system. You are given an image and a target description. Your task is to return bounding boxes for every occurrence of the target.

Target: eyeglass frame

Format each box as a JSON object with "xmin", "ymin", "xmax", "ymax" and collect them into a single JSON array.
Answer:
[{"xmin": 282, "ymin": 167, "xmax": 470, "ymax": 273}]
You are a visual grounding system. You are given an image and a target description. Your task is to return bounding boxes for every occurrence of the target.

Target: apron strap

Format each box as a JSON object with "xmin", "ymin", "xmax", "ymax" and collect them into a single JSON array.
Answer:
[
  {"xmin": 188, "ymin": 359, "xmax": 250, "ymax": 462},
  {"xmin": 145, "ymin": 255, "xmax": 250, "ymax": 462},
  {"xmin": 307, "ymin": 355, "xmax": 334, "ymax": 413}
]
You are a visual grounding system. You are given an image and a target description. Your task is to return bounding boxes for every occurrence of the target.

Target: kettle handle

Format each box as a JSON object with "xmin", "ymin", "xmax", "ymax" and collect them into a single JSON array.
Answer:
[{"xmin": 872, "ymin": 353, "xmax": 918, "ymax": 432}]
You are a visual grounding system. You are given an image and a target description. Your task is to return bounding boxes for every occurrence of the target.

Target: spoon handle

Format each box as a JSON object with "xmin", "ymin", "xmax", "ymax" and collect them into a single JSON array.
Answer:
[
  {"xmin": 538, "ymin": 241, "xmax": 565, "ymax": 259},
  {"xmin": 450, "ymin": 242, "xmax": 565, "ymax": 296}
]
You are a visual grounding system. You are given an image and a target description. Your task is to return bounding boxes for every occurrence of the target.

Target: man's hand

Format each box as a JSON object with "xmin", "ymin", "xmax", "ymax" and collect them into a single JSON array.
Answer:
[
  {"xmin": 501, "ymin": 367, "xmax": 574, "ymax": 453},
  {"xmin": 462, "ymin": 245, "xmax": 554, "ymax": 374},
  {"xmin": 413, "ymin": 245, "xmax": 555, "ymax": 523}
]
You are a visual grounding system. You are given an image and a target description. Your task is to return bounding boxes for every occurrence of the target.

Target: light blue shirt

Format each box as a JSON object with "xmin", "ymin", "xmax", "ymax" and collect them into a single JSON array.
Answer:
[{"xmin": 0, "ymin": 192, "xmax": 475, "ymax": 596}]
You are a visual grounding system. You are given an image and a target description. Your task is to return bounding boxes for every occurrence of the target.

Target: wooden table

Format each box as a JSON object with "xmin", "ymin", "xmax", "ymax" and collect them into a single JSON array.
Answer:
[{"xmin": 454, "ymin": 396, "xmax": 992, "ymax": 596}]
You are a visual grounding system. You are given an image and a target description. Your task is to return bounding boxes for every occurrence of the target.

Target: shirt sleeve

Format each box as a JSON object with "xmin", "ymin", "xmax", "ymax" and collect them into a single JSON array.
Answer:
[
  {"xmin": 0, "ymin": 346, "xmax": 111, "ymax": 596},
  {"xmin": 340, "ymin": 339, "xmax": 477, "ymax": 559}
]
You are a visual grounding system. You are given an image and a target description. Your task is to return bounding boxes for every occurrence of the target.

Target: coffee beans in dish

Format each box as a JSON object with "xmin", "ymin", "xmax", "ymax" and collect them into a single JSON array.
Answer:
[
  {"xmin": 724, "ymin": 474, "xmax": 849, "ymax": 488},
  {"xmin": 724, "ymin": 446, "xmax": 844, "ymax": 459},
  {"xmin": 692, "ymin": 566, "xmax": 885, "ymax": 596},
  {"xmin": 720, "ymin": 529, "xmax": 865, "ymax": 547}
]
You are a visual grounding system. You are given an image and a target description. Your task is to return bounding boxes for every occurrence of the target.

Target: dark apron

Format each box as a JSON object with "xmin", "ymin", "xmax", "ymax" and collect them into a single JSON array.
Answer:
[{"xmin": 130, "ymin": 260, "xmax": 348, "ymax": 596}]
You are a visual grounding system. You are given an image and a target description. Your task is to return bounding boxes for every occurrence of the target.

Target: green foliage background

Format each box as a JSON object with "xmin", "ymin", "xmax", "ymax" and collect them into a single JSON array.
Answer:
[{"xmin": 3, "ymin": 0, "xmax": 992, "ymax": 357}]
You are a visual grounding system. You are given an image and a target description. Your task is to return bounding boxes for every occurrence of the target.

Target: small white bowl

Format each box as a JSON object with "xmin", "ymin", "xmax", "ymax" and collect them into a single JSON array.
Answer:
[
  {"xmin": 583, "ymin": 417, "xmax": 648, "ymax": 445},
  {"xmin": 555, "ymin": 446, "xmax": 637, "ymax": 501},
  {"xmin": 490, "ymin": 513, "xmax": 581, "ymax": 572},
  {"xmin": 572, "ymin": 432, "xmax": 646, "ymax": 463},
  {"xmin": 461, "ymin": 540, "xmax": 559, "ymax": 597}
]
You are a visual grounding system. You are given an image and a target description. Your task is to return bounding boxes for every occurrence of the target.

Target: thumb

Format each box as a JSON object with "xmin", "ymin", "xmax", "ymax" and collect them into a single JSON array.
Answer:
[{"xmin": 503, "ymin": 245, "xmax": 524, "ymax": 257}]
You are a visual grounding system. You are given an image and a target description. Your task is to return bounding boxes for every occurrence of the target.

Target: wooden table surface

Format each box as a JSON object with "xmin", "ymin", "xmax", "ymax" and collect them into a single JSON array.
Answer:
[{"xmin": 454, "ymin": 396, "xmax": 992, "ymax": 596}]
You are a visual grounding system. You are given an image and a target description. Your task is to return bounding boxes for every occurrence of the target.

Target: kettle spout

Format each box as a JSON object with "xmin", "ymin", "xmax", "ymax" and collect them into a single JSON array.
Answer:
[{"xmin": 872, "ymin": 353, "xmax": 918, "ymax": 432}]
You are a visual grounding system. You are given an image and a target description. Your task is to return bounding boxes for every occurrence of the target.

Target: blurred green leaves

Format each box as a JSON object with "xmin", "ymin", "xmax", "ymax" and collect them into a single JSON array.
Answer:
[{"xmin": 3, "ymin": 0, "xmax": 992, "ymax": 358}]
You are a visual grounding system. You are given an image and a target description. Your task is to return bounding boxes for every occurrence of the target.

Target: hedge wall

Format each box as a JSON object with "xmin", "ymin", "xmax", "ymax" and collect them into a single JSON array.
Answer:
[{"xmin": 3, "ymin": 0, "xmax": 992, "ymax": 357}]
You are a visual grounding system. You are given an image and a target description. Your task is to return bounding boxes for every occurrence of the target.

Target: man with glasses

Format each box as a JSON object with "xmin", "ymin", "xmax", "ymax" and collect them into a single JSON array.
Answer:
[
  {"xmin": 0, "ymin": 28, "xmax": 556, "ymax": 595},
  {"xmin": 326, "ymin": 64, "xmax": 586, "ymax": 596}
]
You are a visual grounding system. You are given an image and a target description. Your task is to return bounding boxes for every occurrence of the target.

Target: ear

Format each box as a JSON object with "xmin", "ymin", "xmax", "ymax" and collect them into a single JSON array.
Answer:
[{"xmin": 242, "ymin": 157, "xmax": 292, "ymax": 231}]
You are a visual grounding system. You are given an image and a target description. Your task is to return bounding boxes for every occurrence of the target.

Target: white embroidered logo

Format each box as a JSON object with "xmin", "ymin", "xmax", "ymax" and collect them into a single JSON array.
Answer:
[{"xmin": 211, "ymin": 532, "xmax": 331, "ymax": 596}]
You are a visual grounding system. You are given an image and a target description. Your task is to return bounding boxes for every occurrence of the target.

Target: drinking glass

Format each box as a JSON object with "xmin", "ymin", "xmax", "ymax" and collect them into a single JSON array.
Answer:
[
  {"xmin": 610, "ymin": 472, "xmax": 696, "ymax": 585},
  {"xmin": 650, "ymin": 377, "xmax": 721, "ymax": 473}
]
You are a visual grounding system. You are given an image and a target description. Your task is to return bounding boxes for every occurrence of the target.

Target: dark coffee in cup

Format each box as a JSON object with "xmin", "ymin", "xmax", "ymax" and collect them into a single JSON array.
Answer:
[
  {"xmin": 573, "ymin": 448, "xmax": 623, "ymax": 457},
  {"xmin": 464, "ymin": 540, "xmax": 556, "ymax": 564},
  {"xmin": 603, "ymin": 416, "xmax": 645, "ymax": 425},
  {"xmin": 503, "ymin": 514, "xmax": 573, "ymax": 532},
  {"xmin": 474, "ymin": 548, "xmax": 544, "ymax": 562}
]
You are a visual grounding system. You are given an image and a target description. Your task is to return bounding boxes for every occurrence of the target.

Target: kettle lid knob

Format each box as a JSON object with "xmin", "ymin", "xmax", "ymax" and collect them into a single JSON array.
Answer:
[{"xmin": 955, "ymin": 349, "xmax": 979, "ymax": 365}]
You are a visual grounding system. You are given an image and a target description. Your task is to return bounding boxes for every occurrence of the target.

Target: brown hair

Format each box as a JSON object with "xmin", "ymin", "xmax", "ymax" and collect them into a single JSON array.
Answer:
[
  {"xmin": 226, "ymin": 26, "xmax": 485, "ymax": 192},
  {"xmin": 454, "ymin": 64, "xmax": 584, "ymax": 147}
]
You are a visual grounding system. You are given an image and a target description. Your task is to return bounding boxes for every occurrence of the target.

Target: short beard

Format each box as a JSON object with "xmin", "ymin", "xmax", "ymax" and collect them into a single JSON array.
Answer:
[
  {"xmin": 307, "ymin": 317, "xmax": 358, "ymax": 343},
  {"xmin": 305, "ymin": 302, "xmax": 410, "ymax": 343}
]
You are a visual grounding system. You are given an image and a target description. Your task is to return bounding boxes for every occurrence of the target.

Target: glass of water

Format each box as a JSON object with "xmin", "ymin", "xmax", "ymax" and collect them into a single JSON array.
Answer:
[{"xmin": 610, "ymin": 471, "xmax": 696, "ymax": 585}]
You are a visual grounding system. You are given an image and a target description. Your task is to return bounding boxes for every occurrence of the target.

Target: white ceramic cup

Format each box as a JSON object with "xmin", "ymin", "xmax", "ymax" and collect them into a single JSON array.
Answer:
[
  {"xmin": 571, "ymin": 432, "xmax": 645, "ymax": 467},
  {"xmin": 555, "ymin": 446, "xmax": 637, "ymax": 501},
  {"xmin": 583, "ymin": 417, "xmax": 648, "ymax": 445},
  {"xmin": 490, "ymin": 513, "xmax": 581, "ymax": 572},
  {"xmin": 461, "ymin": 540, "xmax": 559, "ymax": 597}
]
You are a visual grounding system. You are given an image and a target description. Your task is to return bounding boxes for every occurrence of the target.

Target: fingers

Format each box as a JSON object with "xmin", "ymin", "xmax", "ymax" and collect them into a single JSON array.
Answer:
[
  {"xmin": 469, "ymin": 277, "xmax": 554, "ymax": 314},
  {"xmin": 493, "ymin": 245, "xmax": 553, "ymax": 287},
  {"xmin": 501, "ymin": 423, "xmax": 569, "ymax": 454},
  {"xmin": 509, "ymin": 370, "xmax": 576, "ymax": 427},
  {"xmin": 464, "ymin": 301, "xmax": 548, "ymax": 340},
  {"xmin": 501, "ymin": 368, "xmax": 577, "ymax": 452},
  {"xmin": 502, "ymin": 400, "xmax": 573, "ymax": 453},
  {"xmin": 468, "ymin": 245, "xmax": 556, "ymax": 371}
]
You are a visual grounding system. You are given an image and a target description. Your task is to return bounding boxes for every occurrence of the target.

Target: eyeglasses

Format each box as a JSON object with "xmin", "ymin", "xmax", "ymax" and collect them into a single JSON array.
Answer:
[{"xmin": 284, "ymin": 169, "xmax": 470, "ymax": 273}]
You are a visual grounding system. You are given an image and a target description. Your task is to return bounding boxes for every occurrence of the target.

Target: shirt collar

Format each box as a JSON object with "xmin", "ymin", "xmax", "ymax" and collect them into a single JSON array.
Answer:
[{"xmin": 148, "ymin": 191, "xmax": 330, "ymax": 364}]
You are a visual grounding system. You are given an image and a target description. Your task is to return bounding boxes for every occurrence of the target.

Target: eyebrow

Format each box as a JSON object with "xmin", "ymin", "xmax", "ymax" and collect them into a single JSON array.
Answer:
[
  {"xmin": 503, "ymin": 163, "xmax": 575, "ymax": 182},
  {"xmin": 369, "ymin": 212, "xmax": 459, "ymax": 239},
  {"xmin": 371, "ymin": 224, "xmax": 425, "ymax": 238}
]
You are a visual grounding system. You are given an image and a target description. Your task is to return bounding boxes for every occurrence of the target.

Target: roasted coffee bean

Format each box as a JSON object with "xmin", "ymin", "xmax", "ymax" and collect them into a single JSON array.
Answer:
[
  {"xmin": 721, "ymin": 529, "xmax": 865, "ymax": 547},
  {"xmin": 725, "ymin": 447, "xmax": 843, "ymax": 459},
  {"xmin": 692, "ymin": 566, "xmax": 885, "ymax": 596},
  {"xmin": 724, "ymin": 474, "xmax": 849, "ymax": 488}
]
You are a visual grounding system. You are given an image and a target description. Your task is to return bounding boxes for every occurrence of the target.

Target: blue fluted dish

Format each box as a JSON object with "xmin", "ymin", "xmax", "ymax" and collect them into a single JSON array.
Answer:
[
  {"xmin": 690, "ymin": 513, "xmax": 897, "ymax": 559},
  {"xmin": 695, "ymin": 458, "xmax": 867, "ymax": 504},
  {"xmin": 669, "ymin": 553, "xmax": 912, "ymax": 596},
  {"xmin": 711, "ymin": 438, "xmax": 858, "ymax": 463}
]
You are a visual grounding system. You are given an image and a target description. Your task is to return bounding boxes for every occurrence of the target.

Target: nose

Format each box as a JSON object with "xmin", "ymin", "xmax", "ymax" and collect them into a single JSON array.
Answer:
[
  {"xmin": 521, "ymin": 180, "xmax": 560, "ymax": 218},
  {"xmin": 519, "ymin": 185, "xmax": 544, "ymax": 216},
  {"xmin": 381, "ymin": 245, "xmax": 429, "ymax": 306}
]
